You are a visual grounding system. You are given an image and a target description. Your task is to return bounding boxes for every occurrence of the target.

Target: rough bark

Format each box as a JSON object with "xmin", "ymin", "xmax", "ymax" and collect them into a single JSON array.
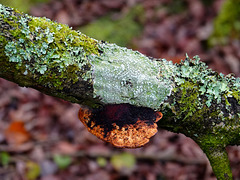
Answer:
[{"xmin": 1, "ymin": 4, "xmax": 240, "ymax": 179}]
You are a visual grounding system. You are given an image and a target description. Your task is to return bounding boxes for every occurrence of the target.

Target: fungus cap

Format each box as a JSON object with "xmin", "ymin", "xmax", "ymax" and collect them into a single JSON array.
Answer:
[{"xmin": 78, "ymin": 104, "xmax": 162, "ymax": 148}]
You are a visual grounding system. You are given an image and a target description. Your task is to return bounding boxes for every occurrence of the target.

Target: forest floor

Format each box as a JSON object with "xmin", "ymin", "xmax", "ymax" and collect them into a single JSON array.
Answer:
[{"xmin": 1, "ymin": 0, "xmax": 240, "ymax": 180}]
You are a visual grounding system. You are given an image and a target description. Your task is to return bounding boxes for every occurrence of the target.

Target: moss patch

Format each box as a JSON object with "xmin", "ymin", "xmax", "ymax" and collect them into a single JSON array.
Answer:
[
  {"xmin": 197, "ymin": 135, "xmax": 232, "ymax": 179},
  {"xmin": 209, "ymin": 0, "xmax": 240, "ymax": 45},
  {"xmin": 0, "ymin": 0, "xmax": 49, "ymax": 13},
  {"xmin": 1, "ymin": 4, "xmax": 99, "ymax": 90},
  {"xmin": 79, "ymin": 5, "xmax": 144, "ymax": 47}
]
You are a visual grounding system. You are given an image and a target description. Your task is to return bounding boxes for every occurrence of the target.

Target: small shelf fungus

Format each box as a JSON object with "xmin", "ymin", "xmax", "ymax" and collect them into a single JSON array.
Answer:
[{"xmin": 78, "ymin": 104, "xmax": 162, "ymax": 148}]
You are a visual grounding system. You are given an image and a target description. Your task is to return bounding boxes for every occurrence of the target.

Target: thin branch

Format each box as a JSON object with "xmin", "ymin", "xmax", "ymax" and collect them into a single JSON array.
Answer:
[{"xmin": 1, "ymin": 4, "xmax": 240, "ymax": 179}]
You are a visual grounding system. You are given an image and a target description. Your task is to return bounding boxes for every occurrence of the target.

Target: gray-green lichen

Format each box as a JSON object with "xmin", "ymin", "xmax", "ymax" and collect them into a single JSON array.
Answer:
[
  {"xmin": 89, "ymin": 43, "xmax": 172, "ymax": 109},
  {"xmin": 2, "ymin": 8, "xmax": 98, "ymax": 76},
  {"xmin": 155, "ymin": 56, "xmax": 240, "ymax": 179},
  {"xmin": 0, "ymin": 3, "xmax": 99, "ymax": 96},
  {"xmin": 0, "ymin": 4, "xmax": 172, "ymax": 109},
  {"xmin": 1, "ymin": 3, "xmax": 240, "ymax": 120},
  {"xmin": 158, "ymin": 56, "xmax": 240, "ymax": 116}
]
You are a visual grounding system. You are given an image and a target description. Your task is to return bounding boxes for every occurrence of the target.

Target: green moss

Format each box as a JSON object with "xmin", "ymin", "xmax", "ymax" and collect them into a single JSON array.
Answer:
[
  {"xmin": 1, "ymin": 4, "xmax": 99, "ymax": 90},
  {"xmin": 158, "ymin": 56, "xmax": 240, "ymax": 151},
  {"xmin": 169, "ymin": 80, "xmax": 223, "ymax": 136},
  {"xmin": 197, "ymin": 135, "xmax": 232, "ymax": 180},
  {"xmin": 199, "ymin": 135, "xmax": 226, "ymax": 151},
  {"xmin": 232, "ymin": 90, "xmax": 240, "ymax": 104},
  {"xmin": 161, "ymin": 56, "xmax": 240, "ymax": 180},
  {"xmin": 166, "ymin": 0, "xmax": 187, "ymax": 15},
  {"xmin": 0, "ymin": 0, "xmax": 49, "ymax": 13},
  {"xmin": 209, "ymin": 0, "xmax": 240, "ymax": 46},
  {"xmin": 0, "ymin": 4, "xmax": 174, "ymax": 108},
  {"xmin": 79, "ymin": 5, "xmax": 144, "ymax": 47},
  {"xmin": 167, "ymin": 56, "xmax": 240, "ymax": 110},
  {"xmin": 175, "ymin": 81, "xmax": 200, "ymax": 119},
  {"xmin": 29, "ymin": 17, "xmax": 99, "ymax": 55}
]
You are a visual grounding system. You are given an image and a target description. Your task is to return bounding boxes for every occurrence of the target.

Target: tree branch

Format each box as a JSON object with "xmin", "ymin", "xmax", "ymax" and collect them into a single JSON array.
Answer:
[{"xmin": 1, "ymin": 4, "xmax": 240, "ymax": 179}]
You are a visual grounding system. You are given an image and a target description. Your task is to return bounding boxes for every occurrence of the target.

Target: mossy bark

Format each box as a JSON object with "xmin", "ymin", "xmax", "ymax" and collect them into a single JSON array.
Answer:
[
  {"xmin": 1, "ymin": 4, "xmax": 240, "ymax": 180},
  {"xmin": 206, "ymin": 149, "xmax": 232, "ymax": 180},
  {"xmin": 198, "ymin": 140, "xmax": 232, "ymax": 179}
]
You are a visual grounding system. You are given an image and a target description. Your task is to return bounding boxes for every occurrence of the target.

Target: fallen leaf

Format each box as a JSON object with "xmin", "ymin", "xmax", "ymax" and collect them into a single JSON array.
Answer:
[
  {"xmin": 25, "ymin": 161, "xmax": 41, "ymax": 180},
  {"xmin": 53, "ymin": 141, "xmax": 77, "ymax": 155},
  {"xmin": 4, "ymin": 121, "xmax": 31, "ymax": 145},
  {"xmin": 96, "ymin": 157, "xmax": 107, "ymax": 168},
  {"xmin": 110, "ymin": 152, "xmax": 136, "ymax": 172},
  {"xmin": 53, "ymin": 154, "xmax": 72, "ymax": 170},
  {"xmin": 0, "ymin": 152, "xmax": 10, "ymax": 166},
  {"xmin": 40, "ymin": 160, "xmax": 58, "ymax": 176}
]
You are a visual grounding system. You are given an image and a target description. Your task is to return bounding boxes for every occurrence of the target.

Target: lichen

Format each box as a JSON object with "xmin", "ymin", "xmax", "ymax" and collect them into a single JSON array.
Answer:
[
  {"xmin": 158, "ymin": 56, "xmax": 240, "ymax": 117},
  {"xmin": 156, "ymin": 56, "xmax": 240, "ymax": 179},
  {"xmin": 1, "ymin": 4, "xmax": 99, "ymax": 90},
  {"xmin": 4, "ymin": 15, "xmax": 98, "ymax": 76},
  {"xmin": 0, "ymin": 4, "xmax": 174, "ymax": 109},
  {"xmin": 89, "ymin": 43, "xmax": 172, "ymax": 109},
  {"xmin": 1, "ymin": 3, "xmax": 240, "ymax": 116},
  {"xmin": 0, "ymin": 4, "xmax": 11, "ymax": 17}
]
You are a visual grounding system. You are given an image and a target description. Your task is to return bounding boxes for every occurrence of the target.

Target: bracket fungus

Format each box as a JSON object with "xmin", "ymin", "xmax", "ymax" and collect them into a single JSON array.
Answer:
[{"xmin": 78, "ymin": 104, "xmax": 162, "ymax": 148}]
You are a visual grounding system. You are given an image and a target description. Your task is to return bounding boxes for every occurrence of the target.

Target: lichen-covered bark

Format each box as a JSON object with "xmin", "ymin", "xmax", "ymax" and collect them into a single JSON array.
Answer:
[
  {"xmin": 0, "ymin": 4, "xmax": 171, "ymax": 109},
  {"xmin": 0, "ymin": 4, "xmax": 99, "ymax": 106},
  {"xmin": 1, "ymin": 4, "xmax": 240, "ymax": 180},
  {"xmin": 157, "ymin": 59, "xmax": 240, "ymax": 179}
]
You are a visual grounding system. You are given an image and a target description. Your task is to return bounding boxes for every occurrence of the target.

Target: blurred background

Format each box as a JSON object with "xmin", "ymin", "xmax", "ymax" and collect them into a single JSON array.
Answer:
[{"xmin": 0, "ymin": 0, "xmax": 240, "ymax": 179}]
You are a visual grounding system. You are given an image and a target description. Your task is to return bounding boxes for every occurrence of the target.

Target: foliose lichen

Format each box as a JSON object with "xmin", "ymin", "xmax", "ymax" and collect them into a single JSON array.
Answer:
[
  {"xmin": 158, "ymin": 56, "xmax": 240, "ymax": 118},
  {"xmin": 1, "ymin": 4, "xmax": 99, "ymax": 90},
  {"xmin": 4, "ymin": 16, "xmax": 98, "ymax": 76},
  {"xmin": 1, "ymin": 3, "xmax": 240, "ymax": 115},
  {"xmin": 1, "ymin": 4, "xmax": 174, "ymax": 109},
  {"xmin": 155, "ymin": 55, "xmax": 240, "ymax": 179}
]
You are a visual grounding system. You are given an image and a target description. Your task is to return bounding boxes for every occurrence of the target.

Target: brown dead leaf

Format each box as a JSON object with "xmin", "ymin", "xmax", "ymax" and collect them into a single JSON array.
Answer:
[
  {"xmin": 4, "ymin": 121, "xmax": 31, "ymax": 145},
  {"xmin": 53, "ymin": 141, "xmax": 77, "ymax": 154}
]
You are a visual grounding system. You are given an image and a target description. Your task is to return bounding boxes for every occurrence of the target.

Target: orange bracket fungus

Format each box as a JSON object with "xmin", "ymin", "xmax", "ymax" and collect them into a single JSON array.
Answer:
[{"xmin": 78, "ymin": 104, "xmax": 162, "ymax": 148}]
